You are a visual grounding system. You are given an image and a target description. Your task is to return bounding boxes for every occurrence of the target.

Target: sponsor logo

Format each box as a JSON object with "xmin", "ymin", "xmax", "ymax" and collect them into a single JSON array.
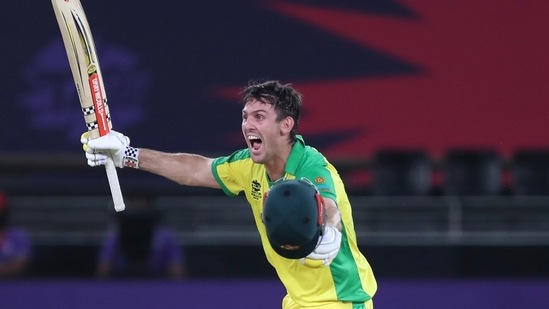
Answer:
[
  {"xmin": 251, "ymin": 179, "xmax": 262, "ymax": 200},
  {"xmin": 280, "ymin": 244, "xmax": 300, "ymax": 251},
  {"xmin": 89, "ymin": 73, "xmax": 108, "ymax": 134}
]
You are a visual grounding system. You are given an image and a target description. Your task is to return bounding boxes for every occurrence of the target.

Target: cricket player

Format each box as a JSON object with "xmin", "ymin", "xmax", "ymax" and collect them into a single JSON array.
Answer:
[{"xmin": 82, "ymin": 80, "xmax": 377, "ymax": 308}]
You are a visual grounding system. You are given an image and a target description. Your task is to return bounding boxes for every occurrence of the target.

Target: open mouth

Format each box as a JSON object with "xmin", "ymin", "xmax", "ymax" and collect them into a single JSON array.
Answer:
[{"xmin": 248, "ymin": 135, "xmax": 263, "ymax": 151}]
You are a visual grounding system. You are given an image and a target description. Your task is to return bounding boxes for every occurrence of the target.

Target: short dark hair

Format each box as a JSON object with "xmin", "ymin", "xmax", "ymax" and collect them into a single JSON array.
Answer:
[{"xmin": 242, "ymin": 80, "xmax": 302, "ymax": 143}]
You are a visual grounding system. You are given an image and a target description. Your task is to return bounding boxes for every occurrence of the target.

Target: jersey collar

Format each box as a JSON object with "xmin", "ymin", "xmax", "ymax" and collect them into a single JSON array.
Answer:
[
  {"xmin": 284, "ymin": 135, "xmax": 305, "ymax": 176},
  {"xmin": 266, "ymin": 135, "xmax": 306, "ymax": 185}
]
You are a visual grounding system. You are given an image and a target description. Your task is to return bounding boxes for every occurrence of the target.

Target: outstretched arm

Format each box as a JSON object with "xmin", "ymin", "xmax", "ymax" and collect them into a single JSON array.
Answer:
[
  {"xmin": 82, "ymin": 131, "xmax": 221, "ymax": 189},
  {"xmin": 138, "ymin": 148, "xmax": 220, "ymax": 188}
]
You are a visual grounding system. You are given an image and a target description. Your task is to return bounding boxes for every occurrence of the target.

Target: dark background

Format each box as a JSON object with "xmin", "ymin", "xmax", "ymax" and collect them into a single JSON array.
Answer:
[
  {"xmin": 2, "ymin": 0, "xmax": 548, "ymax": 157},
  {"xmin": 2, "ymin": 0, "xmax": 549, "ymax": 294}
]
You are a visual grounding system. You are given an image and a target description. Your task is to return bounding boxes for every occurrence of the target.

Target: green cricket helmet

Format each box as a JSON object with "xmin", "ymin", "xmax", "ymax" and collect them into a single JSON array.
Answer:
[{"xmin": 262, "ymin": 178, "xmax": 326, "ymax": 259}]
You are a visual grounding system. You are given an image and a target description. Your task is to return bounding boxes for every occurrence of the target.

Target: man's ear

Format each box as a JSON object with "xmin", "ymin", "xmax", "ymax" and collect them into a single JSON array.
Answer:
[{"xmin": 280, "ymin": 116, "xmax": 295, "ymax": 135}]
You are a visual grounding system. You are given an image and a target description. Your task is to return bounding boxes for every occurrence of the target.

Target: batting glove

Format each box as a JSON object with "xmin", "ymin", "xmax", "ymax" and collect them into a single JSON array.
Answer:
[
  {"xmin": 81, "ymin": 131, "xmax": 138, "ymax": 168},
  {"xmin": 301, "ymin": 226, "xmax": 342, "ymax": 267}
]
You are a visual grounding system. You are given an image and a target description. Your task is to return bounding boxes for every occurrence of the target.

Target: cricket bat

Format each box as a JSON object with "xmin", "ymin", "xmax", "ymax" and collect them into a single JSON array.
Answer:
[{"xmin": 51, "ymin": 0, "xmax": 125, "ymax": 211}]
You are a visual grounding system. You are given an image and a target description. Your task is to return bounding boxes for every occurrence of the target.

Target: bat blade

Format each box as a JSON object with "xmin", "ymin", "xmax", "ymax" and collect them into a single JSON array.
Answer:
[{"xmin": 52, "ymin": 0, "xmax": 125, "ymax": 211}]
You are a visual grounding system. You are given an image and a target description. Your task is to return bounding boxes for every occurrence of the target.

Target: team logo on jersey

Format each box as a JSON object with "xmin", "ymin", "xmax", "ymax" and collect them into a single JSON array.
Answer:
[
  {"xmin": 314, "ymin": 176, "xmax": 325, "ymax": 184},
  {"xmin": 251, "ymin": 179, "xmax": 262, "ymax": 200}
]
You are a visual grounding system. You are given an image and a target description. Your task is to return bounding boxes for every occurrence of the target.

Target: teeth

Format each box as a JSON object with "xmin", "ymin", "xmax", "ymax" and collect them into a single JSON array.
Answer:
[{"xmin": 248, "ymin": 135, "xmax": 260, "ymax": 140}]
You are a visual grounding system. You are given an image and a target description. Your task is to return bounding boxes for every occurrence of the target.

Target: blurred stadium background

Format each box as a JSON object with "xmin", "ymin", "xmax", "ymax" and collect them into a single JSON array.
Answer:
[{"xmin": 1, "ymin": 1, "xmax": 549, "ymax": 308}]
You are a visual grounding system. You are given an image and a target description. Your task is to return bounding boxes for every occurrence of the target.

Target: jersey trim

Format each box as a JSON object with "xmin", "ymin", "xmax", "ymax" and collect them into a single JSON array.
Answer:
[{"xmin": 211, "ymin": 149, "xmax": 251, "ymax": 197}]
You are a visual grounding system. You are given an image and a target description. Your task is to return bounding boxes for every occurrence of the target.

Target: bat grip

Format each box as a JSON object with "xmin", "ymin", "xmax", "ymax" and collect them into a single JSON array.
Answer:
[{"xmin": 105, "ymin": 155, "xmax": 125, "ymax": 212}]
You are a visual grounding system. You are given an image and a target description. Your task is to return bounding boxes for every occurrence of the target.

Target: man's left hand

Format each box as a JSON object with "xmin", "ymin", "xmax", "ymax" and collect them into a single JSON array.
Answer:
[{"xmin": 302, "ymin": 226, "xmax": 342, "ymax": 267}]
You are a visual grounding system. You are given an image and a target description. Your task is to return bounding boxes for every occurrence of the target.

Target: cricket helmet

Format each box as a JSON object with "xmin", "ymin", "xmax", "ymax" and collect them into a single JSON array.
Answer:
[{"xmin": 262, "ymin": 178, "xmax": 326, "ymax": 259}]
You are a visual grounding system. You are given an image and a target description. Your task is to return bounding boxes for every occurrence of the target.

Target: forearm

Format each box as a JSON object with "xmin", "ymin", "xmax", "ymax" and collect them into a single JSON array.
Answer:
[
  {"xmin": 305, "ymin": 197, "xmax": 342, "ymax": 266},
  {"xmin": 137, "ymin": 148, "xmax": 219, "ymax": 188},
  {"xmin": 323, "ymin": 198, "xmax": 342, "ymax": 231}
]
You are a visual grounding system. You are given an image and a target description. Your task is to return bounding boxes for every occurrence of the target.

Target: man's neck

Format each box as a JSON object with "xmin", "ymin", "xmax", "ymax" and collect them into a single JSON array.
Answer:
[
  {"xmin": 265, "ymin": 144, "xmax": 293, "ymax": 181},
  {"xmin": 265, "ymin": 163, "xmax": 286, "ymax": 182}
]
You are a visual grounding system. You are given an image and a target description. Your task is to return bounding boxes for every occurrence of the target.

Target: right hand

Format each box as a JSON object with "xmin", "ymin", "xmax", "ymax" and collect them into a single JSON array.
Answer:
[{"xmin": 81, "ymin": 130, "xmax": 130, "ymax": 168}]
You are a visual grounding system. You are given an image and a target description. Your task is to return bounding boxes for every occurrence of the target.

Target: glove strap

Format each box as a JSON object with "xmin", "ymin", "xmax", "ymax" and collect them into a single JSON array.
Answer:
[{"xmin": 123, "ymin": 146, "xmax": 140, "ymax": 169}]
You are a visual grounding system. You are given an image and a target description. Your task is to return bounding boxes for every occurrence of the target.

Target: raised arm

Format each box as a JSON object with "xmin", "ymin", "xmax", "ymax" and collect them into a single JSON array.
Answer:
[
  {"xmin": 138, "ymin": 148, "xmax": 220, "ymax": 188},
  {"xmin": 81, "ymin": 131, "xmax": 221, "ymax": 189}
]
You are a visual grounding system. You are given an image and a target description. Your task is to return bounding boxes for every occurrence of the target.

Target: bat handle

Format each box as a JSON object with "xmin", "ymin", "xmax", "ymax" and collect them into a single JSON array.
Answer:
[{"xmin": 105, "ymin": 155, "xmax": 125, "ymax": 212}]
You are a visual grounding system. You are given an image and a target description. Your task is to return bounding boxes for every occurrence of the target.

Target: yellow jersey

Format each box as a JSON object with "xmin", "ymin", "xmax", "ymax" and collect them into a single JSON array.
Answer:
[{"xmin": 211, "ymin": 136, "xmax": 377, "ymax": 307}]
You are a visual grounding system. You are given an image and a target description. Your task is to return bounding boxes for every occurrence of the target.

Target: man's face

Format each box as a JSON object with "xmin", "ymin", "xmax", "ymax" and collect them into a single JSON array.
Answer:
[{"xmin": 241, "ymin": 99, "xmax": 286, "ymax": 164}]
